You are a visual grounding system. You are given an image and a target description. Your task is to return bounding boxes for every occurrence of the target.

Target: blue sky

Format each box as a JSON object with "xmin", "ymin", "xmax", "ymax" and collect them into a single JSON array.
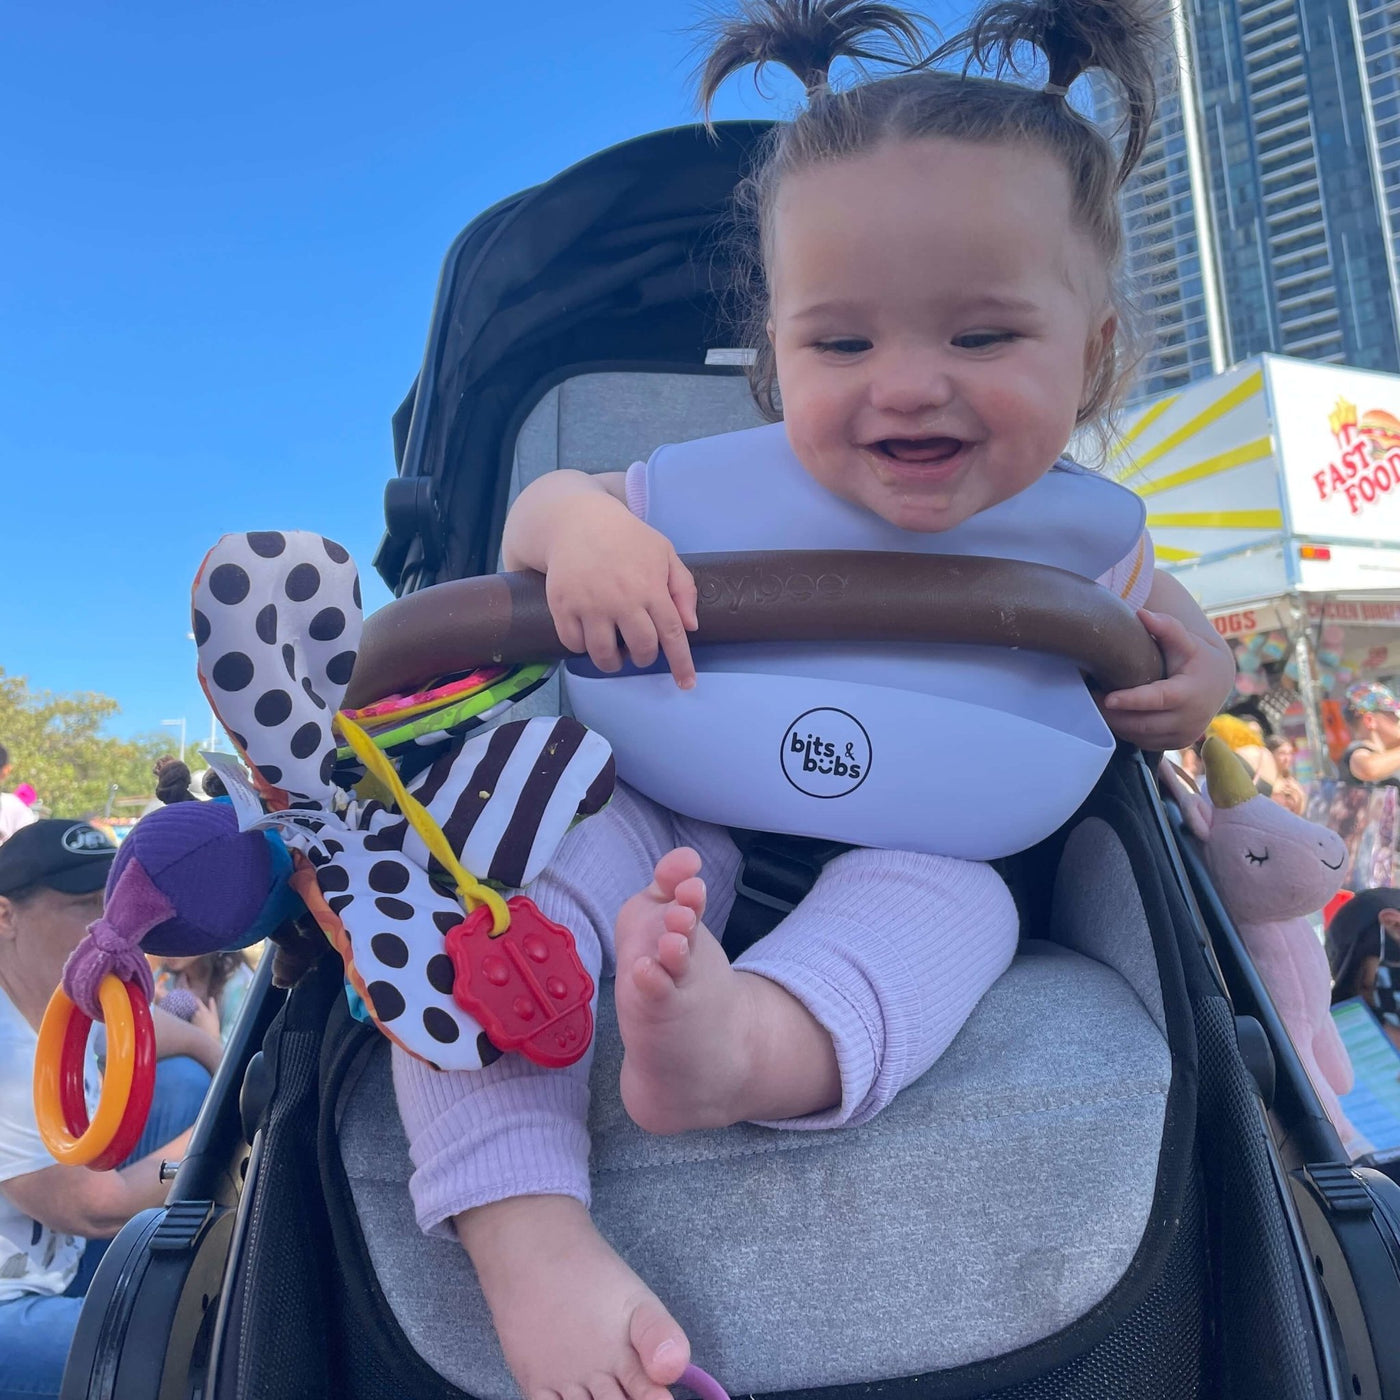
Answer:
[{"xmin": 2, "ymin": 0, "xmax": 960, "ymax": 749}]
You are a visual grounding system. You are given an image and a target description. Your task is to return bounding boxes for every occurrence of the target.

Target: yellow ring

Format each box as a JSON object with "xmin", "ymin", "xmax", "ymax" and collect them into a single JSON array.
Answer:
[{"xmin": 34, "ymin": 976, "xmax": 137, "ymax": 1167}]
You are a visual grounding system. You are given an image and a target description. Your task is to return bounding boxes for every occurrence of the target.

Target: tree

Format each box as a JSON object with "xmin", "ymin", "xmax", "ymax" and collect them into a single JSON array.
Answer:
[{"xmin": 0, "ymin": 668, "xmax": 176, "ymax": 819}]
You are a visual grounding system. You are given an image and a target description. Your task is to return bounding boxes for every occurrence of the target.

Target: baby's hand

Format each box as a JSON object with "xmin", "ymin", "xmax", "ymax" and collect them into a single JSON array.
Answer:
[
  {"xmin": 545, "ymin": 496, "xmax": 699, "ymax": 688},
  {"xmin": 1100, "ymin": 608, "xmax": 1235, "ymax": 751},
  {"xmin": 458, "ymin": 1195, "xmax": 689, "ymax": 1400}
]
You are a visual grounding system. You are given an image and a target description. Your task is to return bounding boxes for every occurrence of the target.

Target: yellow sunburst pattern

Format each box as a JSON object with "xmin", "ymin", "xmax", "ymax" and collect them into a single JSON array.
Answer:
[{"xmin": 1111, "ymin": 359, "xmax": 1282, "ymax": 566}]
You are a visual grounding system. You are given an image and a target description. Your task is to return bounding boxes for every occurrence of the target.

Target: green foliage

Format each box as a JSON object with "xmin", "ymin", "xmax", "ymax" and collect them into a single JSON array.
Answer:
[{"xmin": 0, "ymin": 668, "xmax": 177, "ymax": 819}]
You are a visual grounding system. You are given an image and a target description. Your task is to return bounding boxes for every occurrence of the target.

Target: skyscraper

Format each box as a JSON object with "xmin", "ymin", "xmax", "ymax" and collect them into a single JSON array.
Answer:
[{"xmin": 1096, "ymin": 0, "xmax": 1400, "ymax": 404}]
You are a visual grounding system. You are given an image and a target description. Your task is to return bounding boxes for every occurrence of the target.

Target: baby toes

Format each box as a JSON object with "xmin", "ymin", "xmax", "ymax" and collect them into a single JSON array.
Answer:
[
  {"xmin": 662, "ymin": 902, "xmax": 697, "ymax": 937},
  {"xmin": 582, "ymin": 1376, "xmax": 628, "ymax": 1400},
  {"xmin": 650, "ymin": 847, "xmax": 702, "ymax": 902},
  {"xmin": 655, "ymin": 930, "xmax": 691, "ymax": 981},
  {"xmin": 630, "ymin": 1296, "xmax": 689, "ymax": 1386},
  {"xmin": 672, "ymin": 874, "xmax": 707, "ymax": 920}
]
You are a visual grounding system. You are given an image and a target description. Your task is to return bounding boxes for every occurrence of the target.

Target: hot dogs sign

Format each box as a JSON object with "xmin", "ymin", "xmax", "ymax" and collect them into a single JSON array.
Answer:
[{"xmin": 1309, "ymin": 397, "xmax": 1400, "ymax": 520}]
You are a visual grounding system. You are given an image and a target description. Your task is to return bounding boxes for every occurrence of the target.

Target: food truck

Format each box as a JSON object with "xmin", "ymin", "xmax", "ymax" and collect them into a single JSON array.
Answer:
[{"xmin": 1114, "ymin": 353, "xmax": 1400, "ymax": 885}]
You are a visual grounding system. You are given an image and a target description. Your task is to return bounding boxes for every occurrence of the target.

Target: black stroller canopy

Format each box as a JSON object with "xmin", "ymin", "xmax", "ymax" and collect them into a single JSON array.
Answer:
[{"xmin": 379, "ymin": 120, "xmax": 773, "ymax": 591}]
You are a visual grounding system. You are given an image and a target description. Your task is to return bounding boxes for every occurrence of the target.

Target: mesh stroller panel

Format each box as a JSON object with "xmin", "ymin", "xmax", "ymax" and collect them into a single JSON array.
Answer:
[{"xmin": 1195, "ymin": 994, "xmax": 1329, "ymax": 1400}]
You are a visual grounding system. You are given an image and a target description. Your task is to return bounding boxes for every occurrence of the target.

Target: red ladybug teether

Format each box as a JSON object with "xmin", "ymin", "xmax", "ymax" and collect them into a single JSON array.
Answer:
[{"xmin": 444, "ymin": 896, "xmax": 594, "ymax": 1068}]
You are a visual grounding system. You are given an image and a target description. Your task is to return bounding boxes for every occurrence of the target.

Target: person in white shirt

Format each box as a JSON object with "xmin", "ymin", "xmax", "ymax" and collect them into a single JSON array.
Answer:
[
  {"xmin": 0, "ymin": 821, "xmax": 222, "ymax": 1400},
  {"xmin": 0, "ymin": 745, "xmax": 37, "ymax": 846}
]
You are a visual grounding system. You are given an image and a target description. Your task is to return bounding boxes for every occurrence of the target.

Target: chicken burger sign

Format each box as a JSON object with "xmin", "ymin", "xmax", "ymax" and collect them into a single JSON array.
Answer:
[{"xmin": 1273, "ymin": 358, "xmax": 1400, "ymax": 538}]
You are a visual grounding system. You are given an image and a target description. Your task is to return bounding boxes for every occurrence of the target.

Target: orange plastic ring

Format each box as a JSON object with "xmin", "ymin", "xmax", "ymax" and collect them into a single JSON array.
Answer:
[{"xmin": 34, "ymin": 975, "xmax": 154, "ymax": 1168}]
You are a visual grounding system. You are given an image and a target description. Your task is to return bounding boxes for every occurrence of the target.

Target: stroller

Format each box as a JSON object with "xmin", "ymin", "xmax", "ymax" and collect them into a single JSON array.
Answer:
[{"xmin": 62, "ymin": 121, "xmax": 1400, "ymax": 1400}]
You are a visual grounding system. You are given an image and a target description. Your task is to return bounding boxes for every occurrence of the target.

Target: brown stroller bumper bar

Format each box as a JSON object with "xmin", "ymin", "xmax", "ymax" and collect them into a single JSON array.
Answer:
[{"xmin": 345, "ymin": 551, "xmax": 1164, "ymax": 708}]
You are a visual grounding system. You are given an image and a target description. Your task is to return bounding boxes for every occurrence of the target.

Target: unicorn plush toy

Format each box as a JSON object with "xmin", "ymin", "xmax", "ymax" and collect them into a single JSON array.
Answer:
[{"xmin": 1166, "ymin": 736, "xmax": 1366, "ymax": 1157}]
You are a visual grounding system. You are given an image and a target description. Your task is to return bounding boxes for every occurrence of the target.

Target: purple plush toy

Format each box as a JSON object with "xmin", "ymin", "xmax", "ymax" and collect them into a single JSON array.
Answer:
[{"xmin": 62, "ymin": 800, "xmax": 297, "ymax": 1020}]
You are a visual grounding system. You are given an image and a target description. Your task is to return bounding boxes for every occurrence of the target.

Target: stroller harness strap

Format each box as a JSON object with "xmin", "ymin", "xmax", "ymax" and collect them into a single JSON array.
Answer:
[{"xmin": 565, "ymin": 423, "xmax": 1147, "ymax": 859}]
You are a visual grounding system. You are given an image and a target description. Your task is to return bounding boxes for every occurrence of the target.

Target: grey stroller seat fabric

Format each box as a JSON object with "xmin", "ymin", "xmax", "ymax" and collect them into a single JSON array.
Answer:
[{"xmin": 338, "ymin": 819, "xmax": 1172, "ymax": 1395}]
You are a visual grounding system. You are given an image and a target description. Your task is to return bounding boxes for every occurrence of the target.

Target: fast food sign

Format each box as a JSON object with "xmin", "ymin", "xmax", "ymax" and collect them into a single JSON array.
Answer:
[
  {"xmin": 1309, "ymin": 398, "xmax": 1400, "ymax": 519},
  {"xmin": 1271, "ymin": 357, "xmax": 1400, "ymax": 542}
]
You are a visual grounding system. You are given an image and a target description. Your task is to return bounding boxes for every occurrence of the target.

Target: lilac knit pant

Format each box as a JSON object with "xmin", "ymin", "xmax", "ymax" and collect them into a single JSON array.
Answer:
[{"xmin": 393, "ymin": 783, "xmax": 1018, "ymax": 1237}]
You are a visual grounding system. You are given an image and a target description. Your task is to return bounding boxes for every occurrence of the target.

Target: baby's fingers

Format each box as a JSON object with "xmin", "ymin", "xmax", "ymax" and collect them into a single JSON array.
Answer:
[
  {"xmin": 582, "ymin": 616, "xmax": 625, "ymax": 673},
  {"xmin": 650, "ymin": 602, "xmax": 696, "ymax": 689},
  {"xmin": 553, "ymin": 610, "xmax": 587, "ymax": 657},
  {"xmin": 1103, "ymin": 675, "xmax": 1192, "ymax": 713},
  {"xmin": 1104, "ymin": 709, "xmax": 1193, "ymax": 748},
  {"xmin": 668, "ymin": 554, "xmax": 699, "ymax": 632},
  {"xmin": 1137, "ymin": 608, "xmax": 1200, "ymax": 675},
  {"xmin": 618, "ymin": 610, "xmax": 661, "ymax": 670}
]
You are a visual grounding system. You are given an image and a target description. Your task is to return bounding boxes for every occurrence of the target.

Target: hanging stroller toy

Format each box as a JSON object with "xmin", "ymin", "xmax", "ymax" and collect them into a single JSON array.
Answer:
[{"xmin": 34, "ymin": 530, "xmax": 617, "ymax": 1170}]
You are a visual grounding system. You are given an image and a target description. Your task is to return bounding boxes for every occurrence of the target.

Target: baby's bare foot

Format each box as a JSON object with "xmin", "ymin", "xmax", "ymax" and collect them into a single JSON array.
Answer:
[
  {"xmin": 614, "ymin": 848, "xmax": 758, "ymax": 1133},
  {"xmin": 458, "ymin": 1195, "xmax": 687, "ymax": 1400}
]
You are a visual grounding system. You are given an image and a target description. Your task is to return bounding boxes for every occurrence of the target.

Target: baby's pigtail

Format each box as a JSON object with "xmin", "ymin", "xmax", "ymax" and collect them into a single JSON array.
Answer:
[
  {"xmin": 695, "ymin": 0, "xmax": 929, "ymax": 120},
  {"xmin": 937, "ymin": 0, "xmax": 1171, "ymax": 183}
]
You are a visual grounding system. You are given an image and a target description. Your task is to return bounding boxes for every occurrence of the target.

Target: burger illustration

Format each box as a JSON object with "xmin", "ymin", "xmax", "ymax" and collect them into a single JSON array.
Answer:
[{"xmin": 1359, "ymin": 407, "xmax": 1400, "ymax": 458}]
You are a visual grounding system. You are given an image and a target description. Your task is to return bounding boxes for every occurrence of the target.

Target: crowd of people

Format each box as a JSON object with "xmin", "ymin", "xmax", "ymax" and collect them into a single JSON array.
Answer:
[
  {"xmin": 0, "ymin": 746, "xmax": 250, "ymax": 1400},
  {"xmin": 1317, "ymin": 686, "xmax": 1400, "ymax": 1051},
  {"xmin": 1171, "ymin": 680, "xmax": 1400, "ymax": 809}
]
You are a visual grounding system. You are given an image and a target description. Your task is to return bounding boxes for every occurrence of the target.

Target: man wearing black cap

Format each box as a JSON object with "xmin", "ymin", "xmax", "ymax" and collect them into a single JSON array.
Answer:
[{"xmin": 0, "ymin": 821, "xmax": 222, "ymax": 1400}]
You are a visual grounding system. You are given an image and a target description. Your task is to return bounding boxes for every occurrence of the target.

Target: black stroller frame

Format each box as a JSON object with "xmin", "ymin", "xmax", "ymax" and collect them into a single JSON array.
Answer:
[{"xmin": 61, "ymin": 123, "xmax": 1400, "ymax": 1400}]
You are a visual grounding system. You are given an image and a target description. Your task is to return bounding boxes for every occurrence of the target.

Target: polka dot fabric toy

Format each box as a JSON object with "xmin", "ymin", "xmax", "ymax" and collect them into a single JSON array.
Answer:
[
  {"xmin": 192, "ymin": 531, "xmax": 616, "ymax": 1071},
  {"xmin": 194, "ymin": 530, "xmax": 362, "ymax": 802}
]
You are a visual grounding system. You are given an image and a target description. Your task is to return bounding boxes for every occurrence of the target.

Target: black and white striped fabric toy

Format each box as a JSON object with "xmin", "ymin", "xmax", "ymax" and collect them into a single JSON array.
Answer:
[{"xmin": 192, "ymin": 530, "xmax": 615, "ymax": 1070}]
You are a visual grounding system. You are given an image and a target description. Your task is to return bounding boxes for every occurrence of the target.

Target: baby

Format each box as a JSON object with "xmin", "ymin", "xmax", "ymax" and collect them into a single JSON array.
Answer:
[{"xmin": 394, "ymin": 1, "xmax": 1237, "ymax": 1396}]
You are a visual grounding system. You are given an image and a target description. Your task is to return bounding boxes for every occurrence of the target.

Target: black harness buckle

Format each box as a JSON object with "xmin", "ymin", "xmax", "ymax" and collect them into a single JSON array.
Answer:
[{"xmin": 723, "ymin": 831, "xmax": 850, "ymax": 958}]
